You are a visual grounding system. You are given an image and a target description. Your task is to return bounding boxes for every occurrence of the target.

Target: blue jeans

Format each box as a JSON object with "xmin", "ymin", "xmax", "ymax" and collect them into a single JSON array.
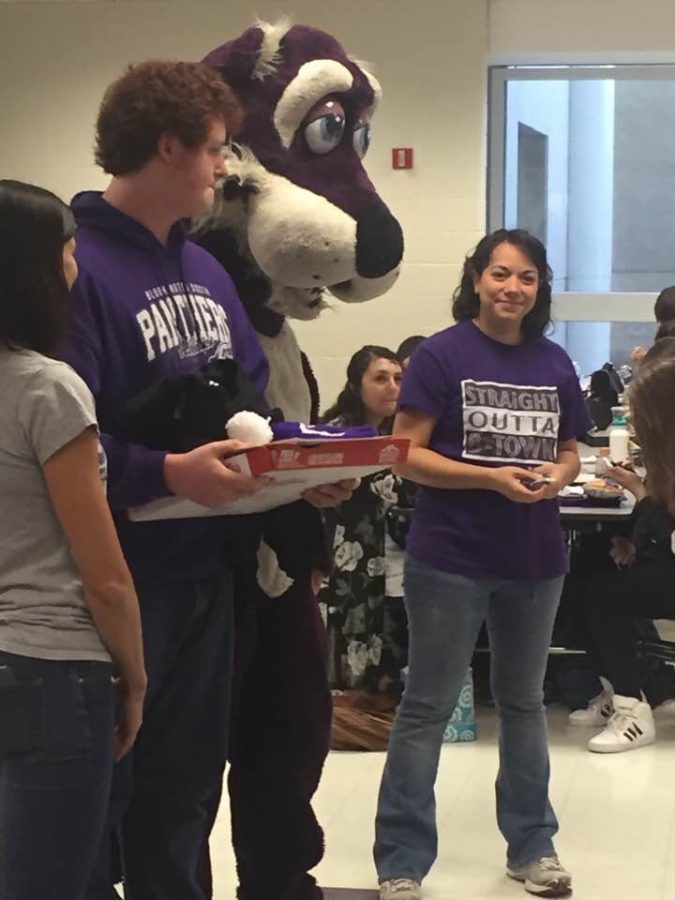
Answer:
[
  {"xmin": 0, "ymin": 653, "xmax": 114, "ymax": 900},
  {"xmin": 374, "ymin": 555, "xmax": 564, "ymax": 883}
]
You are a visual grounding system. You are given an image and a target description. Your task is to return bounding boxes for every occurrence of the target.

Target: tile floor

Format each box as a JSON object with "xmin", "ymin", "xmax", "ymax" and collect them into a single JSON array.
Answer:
[{"xmin": 210, "ymin": 704, "xmax": 675, "ymax": 899}]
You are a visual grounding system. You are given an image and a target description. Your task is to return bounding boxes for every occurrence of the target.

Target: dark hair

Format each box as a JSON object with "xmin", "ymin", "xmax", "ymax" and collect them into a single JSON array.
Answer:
[
  {"xmin": 0, "ymin": 180, "xmax": 75, "ymax": 355},
  {"xmin": 451, "ymin": 228, "xmax": 552, "ymax": 340},
  {"xmin": 321, "ymin": 345, "xmax": 401, "ymax": 430},
  {"xmin": 655, "ymin": 319, "xmax": 675, "ymax": 342},
  {"xmin": 95, "ymin": 60, "xmax": 243, "ymax": 175},
  {"xmin": 396, "ymin": 334, "xmax": 426, "ymax": 365},
  {"xmin": 629, "ymin": 337, "xmax": 675, "ymax": 517},
  {"xmin": 654, "ymin": 286, "xmax": 675, "ymax": 324}
]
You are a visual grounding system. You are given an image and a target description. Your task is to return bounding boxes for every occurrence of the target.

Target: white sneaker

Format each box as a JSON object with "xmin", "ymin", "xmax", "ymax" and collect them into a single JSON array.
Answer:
[
  {"xmin": 568, "ymin": 690, "xmax": 613, "ymax": 727},
  {"xmin": 379, "ymin": 878, "xmax": 422, "ymax": 900},
  {"xmin": 588, "ymin": 694, "xmax": 656, "ymax": 753},
  {"xmin": 507, "ymin": 855, "xmax": 572, "ymax": 897},
  {"xmin": 655, "ymin": 697, "xmax": 675, "ymax": 715}
]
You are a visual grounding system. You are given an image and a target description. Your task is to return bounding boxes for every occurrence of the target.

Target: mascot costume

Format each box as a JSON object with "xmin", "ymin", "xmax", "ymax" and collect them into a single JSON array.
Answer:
[{"xmin": 196, "ymin": 20, "xmax": 404, "ymax": 899}]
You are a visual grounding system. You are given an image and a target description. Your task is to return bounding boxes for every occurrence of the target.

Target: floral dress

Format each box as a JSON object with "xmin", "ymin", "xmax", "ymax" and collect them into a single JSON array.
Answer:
[{"xmin": 318, "ymin": 470, "xmax": 412, "ymax": 692}]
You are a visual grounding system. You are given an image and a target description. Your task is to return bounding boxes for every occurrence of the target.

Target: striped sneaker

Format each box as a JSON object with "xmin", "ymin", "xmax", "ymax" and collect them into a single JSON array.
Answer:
[
  {"xmin": 507, "ymin": 855, "xmax": 572, "ymax": 897},
  {"xmin": 588, "ymin": 694, "xmax": 655, "ymax": 753},
  {"xmin": 568, "ymin": 679, "xmax": 613, "ymax": 727}
]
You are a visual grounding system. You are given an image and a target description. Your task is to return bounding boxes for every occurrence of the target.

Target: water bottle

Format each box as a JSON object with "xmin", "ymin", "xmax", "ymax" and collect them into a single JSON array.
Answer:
[{"xmin": 609, "ymin": 407, "xmax": 629, "ymax": 463}]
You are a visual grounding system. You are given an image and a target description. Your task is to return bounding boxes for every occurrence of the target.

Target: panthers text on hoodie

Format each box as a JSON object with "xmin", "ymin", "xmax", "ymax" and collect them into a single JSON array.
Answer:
[{"xmin": 63, "ymin": 191, "xmax": 269, "ymax": 584}]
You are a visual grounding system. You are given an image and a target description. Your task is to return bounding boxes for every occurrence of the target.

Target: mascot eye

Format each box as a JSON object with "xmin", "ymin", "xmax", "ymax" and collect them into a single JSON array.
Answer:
[
  {"xmin": 353, "ymin": 123, "xmax": 372, "ymax": 159},
  {"xmin": 303, "ymin": 99, "xmax": 346, "ymax": 155}
]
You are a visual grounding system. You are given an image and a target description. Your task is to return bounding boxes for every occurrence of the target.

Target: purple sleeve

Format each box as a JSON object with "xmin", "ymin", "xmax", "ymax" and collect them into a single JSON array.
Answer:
[
  {"xmin": 558, "ymin": 355, "xmax": 593, "ymax": 442},
  {"xmin": 99, "ymin": 436, "xmax": 169, "ymax": 510},
  {"xmin": 63, "ymin": 273, "xmax": 171, "ymax": 510},
  {"xmin": 398, "ymin": 341, "xmax": 452, "ymax": 419}
]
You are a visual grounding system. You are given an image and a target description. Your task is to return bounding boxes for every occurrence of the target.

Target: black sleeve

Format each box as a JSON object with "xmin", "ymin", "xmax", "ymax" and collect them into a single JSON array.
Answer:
[
  {"xmin": 300, "ymin": 351, "xmax": 321, "ymax": 424},
  {"xmin": 632, "ymin": 497, "xmax": 675, "ymax": 557}
]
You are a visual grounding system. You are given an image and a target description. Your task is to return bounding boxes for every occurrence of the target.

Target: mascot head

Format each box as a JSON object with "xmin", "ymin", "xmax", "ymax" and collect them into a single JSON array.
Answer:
[{"xmin": 198, "ymin": 19, "xmax": 404, "ymax": 328}]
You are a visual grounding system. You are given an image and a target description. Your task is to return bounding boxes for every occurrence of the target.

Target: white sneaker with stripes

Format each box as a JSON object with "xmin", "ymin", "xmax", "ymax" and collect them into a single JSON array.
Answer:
[
  {"xmin": 568, "ymin": 682, "xmax": 613, "ymax": 727},
  {"xmin": 587, "ymin": 694, "xmax": 655, "ymax": 753}
]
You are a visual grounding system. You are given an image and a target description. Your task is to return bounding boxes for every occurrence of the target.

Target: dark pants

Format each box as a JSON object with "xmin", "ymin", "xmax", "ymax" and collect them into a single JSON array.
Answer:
[
  {"xmin": 85, "ymin": 573, "xmax": 234, "ymax": 900},
  {"xmin": 0, "ymin": 653, "xmax": 114, "ymax": 900},
  {"xmin": 570, "ymin": 563, "xmax": 675, "ymax": 698},
  {"xmin": 228, "ymin": 569, "xmax": 332, "ymax": 900}
]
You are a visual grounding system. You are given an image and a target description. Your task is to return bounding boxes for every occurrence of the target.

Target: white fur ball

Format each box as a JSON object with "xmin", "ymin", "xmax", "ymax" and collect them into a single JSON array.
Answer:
[{"xmin": 226, "ymin": 411, "xmax": 274, "ymax": 446}]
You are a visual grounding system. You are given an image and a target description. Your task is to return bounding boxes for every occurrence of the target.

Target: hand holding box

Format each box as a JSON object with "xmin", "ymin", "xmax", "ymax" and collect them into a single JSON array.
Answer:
[{"xmin": 130, "ymin": 436, "xmax": 409, "ymax": 520}]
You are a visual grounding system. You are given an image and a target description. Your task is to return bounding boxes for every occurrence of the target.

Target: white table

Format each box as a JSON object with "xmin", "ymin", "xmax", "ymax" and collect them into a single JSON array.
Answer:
[{"xmin": 559, "ymin": 494, "xmax": 635, "ymax": 523}]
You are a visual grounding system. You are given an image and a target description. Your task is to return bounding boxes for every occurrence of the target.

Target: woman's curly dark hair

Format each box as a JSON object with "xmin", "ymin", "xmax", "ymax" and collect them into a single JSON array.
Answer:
[
  {"xmin": 95, "ymin": 60, "xmax": 243, "ymax": 175},
  {"xmin": 321, "ymin": 345, "xmax": 401, "ymax": 431},
  {"xmin": 452, "ymin": 229, "xmax": 552, "ymax": 340}
]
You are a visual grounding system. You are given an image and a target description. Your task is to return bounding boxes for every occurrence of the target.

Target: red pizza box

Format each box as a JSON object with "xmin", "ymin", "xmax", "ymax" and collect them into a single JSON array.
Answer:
[
  {"xmin": 227, "ymin": 436, "xmax": 408, "ymax": 475},
  {"xmin": 129, "ymin": 436, "xmax": 409, "ymax": 520}
]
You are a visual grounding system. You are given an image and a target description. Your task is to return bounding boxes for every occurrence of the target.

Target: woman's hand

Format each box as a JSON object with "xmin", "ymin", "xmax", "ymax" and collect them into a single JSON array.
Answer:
[
  {"xmin": 528, "ymin": 462, "xmax": 566, "ymax": 500},
  {"xmin": 113, "ymin": 677, "xmax": 146, "ymax": 761},
  {"xmin": 605, "ymin": 465, "xmax": 646, "ymax": 500},
  {"xmin": 631, "ymin": 346, "xmax": 647, "ymax": 365},
  {"xmin": 488, "ymin": 466, "xmax": 549, "ymax": 503},
  {"xmin": 610, "ymin": 535, "xmax": 636, "ymax": 568}
]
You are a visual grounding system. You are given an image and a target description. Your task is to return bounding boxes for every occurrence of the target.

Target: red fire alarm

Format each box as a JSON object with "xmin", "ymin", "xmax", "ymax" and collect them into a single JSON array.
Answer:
[{"xmin": 392, "ymin": 147, "xmax": 413, "ymax": 170}]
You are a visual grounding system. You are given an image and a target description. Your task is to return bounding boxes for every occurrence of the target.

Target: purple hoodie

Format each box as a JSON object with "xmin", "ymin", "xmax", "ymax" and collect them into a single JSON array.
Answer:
[{"xmin": 63, "ymin": 191, "xmax": 269, "ymax": 584}]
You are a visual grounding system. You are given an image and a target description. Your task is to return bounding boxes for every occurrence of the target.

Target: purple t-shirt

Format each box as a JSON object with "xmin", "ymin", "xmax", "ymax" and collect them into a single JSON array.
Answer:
[{"xmin": 400, "ymin": 321, "xmax": 591, "ymax": 580}]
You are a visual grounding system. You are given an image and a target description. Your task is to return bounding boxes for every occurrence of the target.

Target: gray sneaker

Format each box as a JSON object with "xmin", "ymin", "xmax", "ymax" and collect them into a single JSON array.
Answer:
[
  {"xmin": 379, "ymin": 878, "xmax": 422, "ymax": 900},
  {"xmin": 507, "ymin": 855, "xmax": 572, "ymax": 897}
]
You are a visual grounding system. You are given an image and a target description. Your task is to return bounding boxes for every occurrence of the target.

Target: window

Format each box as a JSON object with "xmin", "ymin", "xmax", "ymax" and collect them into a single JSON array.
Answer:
[
  {"xmin": 488, "ymin": 65, "xmax": 675, "ymax": 374},
  {"xmin": 548, "ymin": 321, "xmax": 657, "ymax": 378}
]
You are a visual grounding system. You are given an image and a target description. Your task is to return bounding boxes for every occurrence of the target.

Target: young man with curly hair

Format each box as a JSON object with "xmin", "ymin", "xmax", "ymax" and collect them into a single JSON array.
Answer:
[
  {"xmin": 61, "ymin": 59, "xmax": 262, "ymax": 900},
  {"xmin": 62, "ymin": 60, "xmax": 353, "ymax": 900}
]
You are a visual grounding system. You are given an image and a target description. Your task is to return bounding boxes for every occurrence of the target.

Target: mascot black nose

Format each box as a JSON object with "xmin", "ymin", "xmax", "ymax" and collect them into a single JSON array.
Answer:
[{"xmin": 355, "ymin": 206, "xmax": 404, "ymax": 279}]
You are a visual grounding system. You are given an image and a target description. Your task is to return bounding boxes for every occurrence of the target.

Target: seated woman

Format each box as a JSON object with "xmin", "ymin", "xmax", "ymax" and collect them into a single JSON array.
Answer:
[
  {"xmin": 569, "ymin": 337, "xmax": 675, "ymax": 753},
  {"xmin": 318, "ymin": 345, "xmax": 406, "ymax": 697}
]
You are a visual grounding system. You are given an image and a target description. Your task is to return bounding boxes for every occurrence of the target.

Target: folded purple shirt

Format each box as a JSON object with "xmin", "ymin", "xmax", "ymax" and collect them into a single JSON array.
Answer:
[{"xmin": 271, "ymin": 422, "xmax": 377, "ymax": 441}]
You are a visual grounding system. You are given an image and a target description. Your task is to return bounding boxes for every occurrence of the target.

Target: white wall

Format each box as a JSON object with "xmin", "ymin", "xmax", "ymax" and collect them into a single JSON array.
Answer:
[
  {"xmin": 0, "ymin": 0, "xmax": 487, "ymax": 408},
  {"xmin": 4, "ymin": 0, "xmax": 675, "ymax": 405},
  {"xmin": 489, "ymin": 0, "xmax": 675, "ymax": 63}
]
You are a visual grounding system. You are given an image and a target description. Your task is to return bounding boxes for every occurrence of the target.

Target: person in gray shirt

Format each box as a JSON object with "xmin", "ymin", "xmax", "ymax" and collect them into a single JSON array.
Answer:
[{"xmin": 0, "ymin": 180, "xmax": 146, "ymax": 900}]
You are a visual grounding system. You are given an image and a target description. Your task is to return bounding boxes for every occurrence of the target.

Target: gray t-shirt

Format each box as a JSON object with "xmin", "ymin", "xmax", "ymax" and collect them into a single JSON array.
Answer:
[{"xmin": 0, "ymin": 349, "xmax": 110, "ymax": 661}]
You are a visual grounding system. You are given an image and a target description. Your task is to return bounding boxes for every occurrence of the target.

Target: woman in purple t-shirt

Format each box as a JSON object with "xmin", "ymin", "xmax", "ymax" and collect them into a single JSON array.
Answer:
[{"xmin": 374, "ymin": 230, "xmax": 590, "ymax": 900}]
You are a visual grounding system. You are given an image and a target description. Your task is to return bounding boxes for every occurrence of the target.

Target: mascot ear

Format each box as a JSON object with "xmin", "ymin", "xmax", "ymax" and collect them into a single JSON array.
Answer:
[{"xmin": 202, "ymin": 26, "xmax": 265, "ymax": 87}]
